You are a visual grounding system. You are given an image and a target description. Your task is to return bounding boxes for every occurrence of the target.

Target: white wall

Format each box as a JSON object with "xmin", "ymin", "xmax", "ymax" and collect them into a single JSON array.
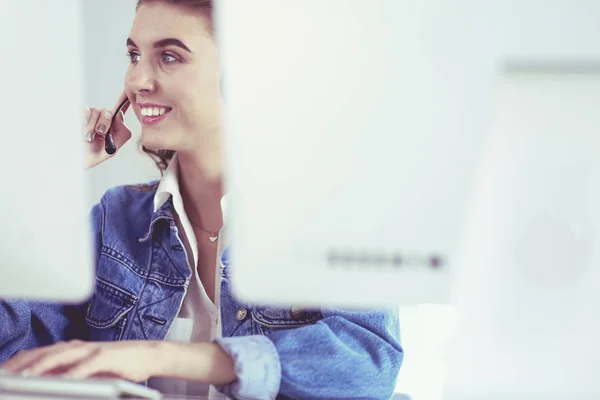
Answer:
[{"xmin": 83, "ymin": 0, "xmax": 160, "ymax": 208}]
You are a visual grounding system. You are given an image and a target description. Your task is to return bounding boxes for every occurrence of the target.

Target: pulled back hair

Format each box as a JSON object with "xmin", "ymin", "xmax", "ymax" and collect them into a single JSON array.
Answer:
[
  {"xmin": 135, "ymin": 0, "xmax": 214, "ymax": 173},
  {"xmin": 136, "ymin": 0, "xmax": 212, "ymax": 9}
]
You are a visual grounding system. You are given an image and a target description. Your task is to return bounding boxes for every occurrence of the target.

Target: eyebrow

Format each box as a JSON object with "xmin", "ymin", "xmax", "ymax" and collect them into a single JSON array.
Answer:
[{"xmin": 127, "ymin": 38, "xmax": 193, "ymax": 53}]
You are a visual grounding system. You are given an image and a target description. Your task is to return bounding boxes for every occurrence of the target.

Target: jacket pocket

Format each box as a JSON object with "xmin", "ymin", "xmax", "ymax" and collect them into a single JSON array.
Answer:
[
  {"xmin": 251, "ymin": 306, "xmax": 323, "ymax": 335},
  {"xmin": 85, "ymin": 277, "xmax": 137, "ymax": 341}
]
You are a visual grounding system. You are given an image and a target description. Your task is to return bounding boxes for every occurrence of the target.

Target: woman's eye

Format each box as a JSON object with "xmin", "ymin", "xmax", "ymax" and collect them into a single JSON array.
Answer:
[
  {"xmin": 162, "ymin": 54, "xmax": 178, "ymax": 63},
  {"xmin": 127, "ymin": 52, "xmax": 141, "ymax": 64},
  {"xmin": 127, "ymin": 51, "xmax": 178, "ymax": 65}
]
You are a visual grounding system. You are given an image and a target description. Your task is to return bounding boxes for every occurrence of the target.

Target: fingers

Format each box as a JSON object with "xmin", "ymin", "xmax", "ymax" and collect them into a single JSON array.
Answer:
[
  {"xmin": 27, "ymin": 342, "xmax": 99, "ymax": 377},
  {"xmin": 64, "ymin": 350, "xmax": 107, "ymax": 379},
  {"xmin": 94, "ymin": 109, "xmax": 114, "ymax": 139},
  {"xmin": 0, "ymin": 341, "xmax": 71, "ymax": 374},
  {"xmin": 84, "ymin": 108, "xmax": 100, "ymax": 142},
  {"xmin": 1, "ymin": 342, "xmax": 151, "ymax": 383},
  {"xmin": 0, "ymin": 349, "xmax": 47, "ymax": 374},
  {"xmin": 83, "ymin": 93, "xmax": 132, "ymax": 163},
  {"xmin": 0, "ymin": 341, "xmax": 100, "ymax": 378},
  {"xmin": 83, "ymin": 107, "xmax": 91, "ymax": 126},
  {"xmin": 84, "ymin": 107, "xmax": 118, "ymax": 144}
]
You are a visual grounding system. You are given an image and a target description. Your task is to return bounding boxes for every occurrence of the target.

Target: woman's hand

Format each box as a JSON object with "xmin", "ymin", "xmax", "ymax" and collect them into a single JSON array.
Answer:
[
  {"xmin": 0, "ymin": 340, "xmax": 160, "ymax": 382},
  {"xmin": 84, "ymin": 91, "xmax": 132, "ymax": 169},
  {"xmin": 0, "ymin": 340, "xmax": 236, "ymax": 386}
]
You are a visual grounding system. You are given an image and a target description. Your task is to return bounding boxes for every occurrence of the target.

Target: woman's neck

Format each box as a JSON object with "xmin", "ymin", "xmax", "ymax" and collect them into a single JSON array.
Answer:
[{"xmin": 177, "ymin": 150, "xmax": 224, "ymax": 233}]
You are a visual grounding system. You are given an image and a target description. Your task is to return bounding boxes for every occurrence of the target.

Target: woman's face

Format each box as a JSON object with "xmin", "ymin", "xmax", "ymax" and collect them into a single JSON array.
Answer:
[{"xmin": 125, "ymin": 2, "xmax": 221, "ymax": 152}]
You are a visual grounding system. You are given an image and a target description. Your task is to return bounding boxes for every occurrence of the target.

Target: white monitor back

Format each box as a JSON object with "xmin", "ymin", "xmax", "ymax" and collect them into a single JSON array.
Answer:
[
  {"xmin": 442, "ymin": 72, "xmax": 600, "ymax": 400},
  {"xmin": 0, "ymin": 1, "xmax": 93, "ymax": 302},
  {"xmin": 216, "ymin": 0, "xmax": 600, "ymax": 310}
]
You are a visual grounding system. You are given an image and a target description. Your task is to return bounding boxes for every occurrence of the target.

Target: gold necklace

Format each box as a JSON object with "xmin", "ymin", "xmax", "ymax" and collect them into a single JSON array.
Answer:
[{"xmin": 188, "ymin": 215, "xmax": 220, "ymax": 243}]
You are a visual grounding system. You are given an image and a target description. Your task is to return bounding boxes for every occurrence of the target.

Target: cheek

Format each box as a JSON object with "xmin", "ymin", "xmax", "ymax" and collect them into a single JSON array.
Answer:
[
  {"xmin": 123, "ymin": 67, "xmax": 134, "ymax": 91},
  {"xmin": 166, "ymin": 75, "xmax": 203, "ymax": 114}
]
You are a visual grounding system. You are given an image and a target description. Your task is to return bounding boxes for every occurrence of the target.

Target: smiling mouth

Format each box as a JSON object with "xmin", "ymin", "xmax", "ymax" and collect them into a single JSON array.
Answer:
[
  {"xmin": 140, "ymin": 106, "xmax": 172, "ymax": 126},
  {"xmin": 141, "ymin": 106, "xmax": 172, "ymax": 116}
]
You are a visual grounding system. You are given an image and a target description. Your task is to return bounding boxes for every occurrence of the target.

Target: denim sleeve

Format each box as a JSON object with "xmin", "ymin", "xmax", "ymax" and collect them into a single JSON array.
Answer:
[
  {"xmin": 0, "ymin": 301, "xmax": 89, "ymax": 362},
  {"xmin": 0, "ymin": 203, "xmax": 102, "ymax": 362},
  {"xmin": 214, "ymin": 308, "xmax": 403, "ymax": 400}
]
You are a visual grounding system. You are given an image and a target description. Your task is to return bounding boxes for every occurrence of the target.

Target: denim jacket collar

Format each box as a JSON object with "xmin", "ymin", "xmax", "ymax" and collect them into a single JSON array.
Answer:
[{"xmin": 138, "ymin": 195, "xmax": 176, "ymax": 243}]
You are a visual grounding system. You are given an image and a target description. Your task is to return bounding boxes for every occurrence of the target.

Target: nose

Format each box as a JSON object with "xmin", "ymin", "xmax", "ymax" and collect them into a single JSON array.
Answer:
[{"xmin": 125, "ymin": 60, "xmax": 156, "ymax": 94}]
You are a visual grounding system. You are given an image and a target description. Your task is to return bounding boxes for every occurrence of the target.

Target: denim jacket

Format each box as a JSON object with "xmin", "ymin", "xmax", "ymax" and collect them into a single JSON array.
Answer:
[{"xmin": 0, "ymin": 183, "xmax": 403, "ymax": 400}]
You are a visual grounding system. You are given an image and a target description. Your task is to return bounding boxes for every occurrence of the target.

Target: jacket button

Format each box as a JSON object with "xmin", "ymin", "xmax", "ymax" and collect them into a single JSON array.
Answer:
[
  {"xmin": 236, "ymin": 308, "xmax": 248, "ymax": 321},
  {"xmin": 291, "ymin": 306, "xmax": 305, "ymax": 321}
]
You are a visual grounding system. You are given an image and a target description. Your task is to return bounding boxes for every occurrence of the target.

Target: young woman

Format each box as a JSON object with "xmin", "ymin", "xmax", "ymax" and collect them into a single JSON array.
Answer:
[{"xmin": 0, "ymin": 1, "xmax": 403, "ymax": 398}]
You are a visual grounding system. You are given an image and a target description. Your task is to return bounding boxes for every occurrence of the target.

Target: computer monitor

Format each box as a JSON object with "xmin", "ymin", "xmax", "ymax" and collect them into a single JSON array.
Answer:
[
  {"xmin": 442, "ymin": 69, "xmax": 600, "ymax": 400},
  {"xmin": 217, "ymin": 1, "xmax": 600, "ymax": 398},
  {"xmin": 0, "ymin": 1, "xmax": 93, "ymax": 302},
  {"xmin": 215, "ymin": 0, "xmax": 600, "ymax": 310}
]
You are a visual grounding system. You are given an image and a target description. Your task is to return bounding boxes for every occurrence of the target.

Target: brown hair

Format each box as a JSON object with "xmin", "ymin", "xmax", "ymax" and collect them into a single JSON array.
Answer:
[
  {"xmin": 136, "ymin": 0, "xmax": 212, "ymax": 12},
  {"xmin": 135, "ymin": 0, "xmax": 214, "ymax": 173}
]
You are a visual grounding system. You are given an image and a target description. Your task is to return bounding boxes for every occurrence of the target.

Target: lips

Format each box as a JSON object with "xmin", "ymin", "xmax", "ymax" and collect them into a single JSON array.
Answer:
[{"xmin": 138, "ymin": 103, "xmax": 172, "ymax": 126}]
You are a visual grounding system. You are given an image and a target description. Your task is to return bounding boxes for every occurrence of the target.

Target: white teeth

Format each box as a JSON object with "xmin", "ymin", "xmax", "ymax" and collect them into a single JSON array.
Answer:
[{"xmin": 141, "ymin": 107, "xmax": 169, "ymax": 117}]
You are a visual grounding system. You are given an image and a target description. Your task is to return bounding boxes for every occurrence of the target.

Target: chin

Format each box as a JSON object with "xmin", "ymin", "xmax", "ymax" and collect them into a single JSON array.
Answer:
[
  {"xmin": 140, "ymin": 124, "xmax": 186, "ymax": 151},
  {"xmin": 140, "ymin": 130, "xmax": 168, "ymax": 151}
]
